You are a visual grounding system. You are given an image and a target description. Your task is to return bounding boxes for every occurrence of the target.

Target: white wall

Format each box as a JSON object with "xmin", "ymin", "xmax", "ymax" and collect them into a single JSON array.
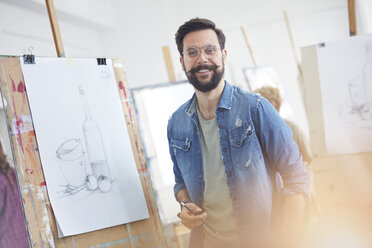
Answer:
[{"xmin": 0, "ymin": 0, "xmax": 352, "ymax": 86}]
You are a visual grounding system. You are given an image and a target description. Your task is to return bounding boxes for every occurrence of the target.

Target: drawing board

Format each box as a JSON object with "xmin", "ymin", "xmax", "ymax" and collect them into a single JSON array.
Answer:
[
  {"xmin": 20, "ymin": 57, "xmax": 149, "ymax": 237},
  {"xmin": 311, "ymin": 35, "xmax": 372, "ymax": 155}
]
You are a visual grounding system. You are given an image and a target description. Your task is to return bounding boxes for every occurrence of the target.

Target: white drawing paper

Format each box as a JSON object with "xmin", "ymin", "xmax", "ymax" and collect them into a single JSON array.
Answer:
[
  {"xmin": 21, "ymin": 57, "xmax": 149, "ymax": 237},
  {"xmin": 317, "ymin": 34, "xmax": 372, "ymax": 154}
]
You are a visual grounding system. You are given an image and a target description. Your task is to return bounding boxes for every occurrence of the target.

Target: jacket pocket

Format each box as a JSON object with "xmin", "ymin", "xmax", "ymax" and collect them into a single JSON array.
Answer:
[
  {"xmin": 229, "ymin": 120, "xmax": 259, "ymax": 169},
  {"xmin": 230, "ymin": 121, "xmax": 254, "ymax": 148},
  {"xmin": 170, "ymin": 137, "xmax": 192, "ymax": 174}
]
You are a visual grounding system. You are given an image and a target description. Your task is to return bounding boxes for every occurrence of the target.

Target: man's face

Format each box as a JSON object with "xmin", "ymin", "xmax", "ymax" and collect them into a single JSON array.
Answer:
[{"xmin": 180, "ymin": 29, "xmax": 227, "ymax": 92}]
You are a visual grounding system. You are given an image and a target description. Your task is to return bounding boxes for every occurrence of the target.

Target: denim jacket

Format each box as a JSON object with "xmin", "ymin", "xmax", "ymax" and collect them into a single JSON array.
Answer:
[{"xmin": 167, "ymin": 81, "xmax": 310, "ymax": 247}]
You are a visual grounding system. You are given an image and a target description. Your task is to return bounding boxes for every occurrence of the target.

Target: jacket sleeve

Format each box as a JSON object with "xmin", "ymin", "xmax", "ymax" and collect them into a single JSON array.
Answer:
[
  {"xmin": 289, "ymin": 121, "xmax": 313, "ymax": 164},
  {"xmin": 167, "ymin": 119, "xmax": 186, "ymax": 198},
  {"xmin": 253, "ymin": 96, "xmax": 311, "ymax": 198}
]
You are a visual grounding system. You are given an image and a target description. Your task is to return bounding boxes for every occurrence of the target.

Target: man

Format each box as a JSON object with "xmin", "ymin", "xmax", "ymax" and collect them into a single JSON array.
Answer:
[{"xmin": 167, "ymin": 18, "xmax": 310, "ymax": 248}]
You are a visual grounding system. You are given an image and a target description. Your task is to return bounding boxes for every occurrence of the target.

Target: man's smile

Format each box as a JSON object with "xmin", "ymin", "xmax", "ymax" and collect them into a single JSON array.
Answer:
[{"xmin": 188, "ymin": 64, "xmax": 218, "ymax": 74}]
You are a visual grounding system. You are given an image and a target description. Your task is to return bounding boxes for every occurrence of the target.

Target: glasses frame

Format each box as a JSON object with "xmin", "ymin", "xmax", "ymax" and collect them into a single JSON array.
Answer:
[{"xmin": 182, "ymin": 44, "xmax": 221, "ymax": 62}]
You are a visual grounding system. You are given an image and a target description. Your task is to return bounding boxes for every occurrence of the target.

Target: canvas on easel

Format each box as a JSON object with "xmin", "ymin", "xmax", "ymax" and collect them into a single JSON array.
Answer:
[
  {"xmin": 0, "ymin": 56, "xmax": 166, "ymax": 247},
  {"xmin": 302, "ymin": 34, "xmax": 372, "ymax": 155},
  {"xmin": 19, "ymin": 57, "xmax": 149, "ymax": 237},
  {"xmin": 301, "ymin": 35, "xmax": 372, "ymax": 246}
]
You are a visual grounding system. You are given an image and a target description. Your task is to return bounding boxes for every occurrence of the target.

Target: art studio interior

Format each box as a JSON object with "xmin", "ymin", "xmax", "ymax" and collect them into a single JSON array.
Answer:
[{"xmin": 0, "ymin": 0, "xmax": 371, "ymax": 247}]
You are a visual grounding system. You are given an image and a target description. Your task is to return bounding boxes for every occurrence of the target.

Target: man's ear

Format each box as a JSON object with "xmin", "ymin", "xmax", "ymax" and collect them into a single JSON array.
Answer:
[
  {"xmin": 222, "ymin": 49, "xmax": 227, "ymax": 64},
  {"xmin": 180, "ymin": 56, "xmax": 185, "ymax": 71}
]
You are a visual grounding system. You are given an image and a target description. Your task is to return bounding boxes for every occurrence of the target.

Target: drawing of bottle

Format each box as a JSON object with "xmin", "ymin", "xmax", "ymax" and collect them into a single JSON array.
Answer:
[
  {"xmin": 79, "ymin": 86, "xmax": 112, "ymax": 192},
  {"xmin": 362, "ymin": 41, "xmax": 372, "ymax": 119}
]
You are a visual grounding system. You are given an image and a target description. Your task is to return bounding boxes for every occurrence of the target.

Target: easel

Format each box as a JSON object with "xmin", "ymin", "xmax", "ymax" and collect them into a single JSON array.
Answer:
[
  {"xmin": 301, "ymin": 23, "xmax": 372, "ymax": 245},
  {"xmin": 162, "ymin": 46, "xmax": 176, "ymax": 82},
  {"xmin": 0, "ymin": 0, "xmax": 166, "ymax": 247},
  {"xmin": 347, "ymin": 0, "xmax": 357, "ymax": 36},
  {"xmin": 240, "ymin": 25, "xmax": 259, "ymax": 68}
]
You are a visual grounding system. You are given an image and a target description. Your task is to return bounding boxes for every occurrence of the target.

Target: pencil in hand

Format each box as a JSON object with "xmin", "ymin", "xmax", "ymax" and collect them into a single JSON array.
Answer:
[{"xmin": 180, "ymin": 201, "xmax": 218, "ymax": 235}]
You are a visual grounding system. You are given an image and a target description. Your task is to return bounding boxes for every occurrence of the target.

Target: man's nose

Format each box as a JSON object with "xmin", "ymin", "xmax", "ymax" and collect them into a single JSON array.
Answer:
[{"xmin": 196, "ymin": 50, "xmax": 208, "ymax": 64}]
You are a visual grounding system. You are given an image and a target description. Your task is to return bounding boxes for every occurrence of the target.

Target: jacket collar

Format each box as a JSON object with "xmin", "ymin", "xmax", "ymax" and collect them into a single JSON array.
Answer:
[{"xmin": 185, "ymin": 80, "xmax": 233, "ymax": 117}]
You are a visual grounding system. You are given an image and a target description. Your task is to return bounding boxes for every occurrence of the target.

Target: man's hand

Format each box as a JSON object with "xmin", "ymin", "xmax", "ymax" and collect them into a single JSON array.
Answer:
[
  {"xmin": 280, "ymin": 194, "xmax": 307, "ymax": 247},
  {"xmin": 177, "ymin": 202, "xmax": 207, "ymax": 230}
]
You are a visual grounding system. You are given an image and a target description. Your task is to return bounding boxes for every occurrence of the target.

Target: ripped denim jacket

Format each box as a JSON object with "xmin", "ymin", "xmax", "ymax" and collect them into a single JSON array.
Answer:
[{"xmin": 167, "ymin": 81, "xmax": 310, "ymax": 246}]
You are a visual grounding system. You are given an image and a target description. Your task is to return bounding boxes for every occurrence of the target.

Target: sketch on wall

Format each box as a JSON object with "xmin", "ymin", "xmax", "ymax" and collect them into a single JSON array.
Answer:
[
  {"xmin": 21, "ymin": 58, "xmax": 149, "ymax": 237},
  {"xmin": 317, "ymin": 34, "xmax": 372, "ymax": 154}
]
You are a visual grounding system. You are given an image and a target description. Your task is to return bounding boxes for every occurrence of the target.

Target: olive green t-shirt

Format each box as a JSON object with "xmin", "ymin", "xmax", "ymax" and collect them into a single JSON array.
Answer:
[{"xmin": 197, "ymin": 106, "xmax": 240, "ymax": 248}]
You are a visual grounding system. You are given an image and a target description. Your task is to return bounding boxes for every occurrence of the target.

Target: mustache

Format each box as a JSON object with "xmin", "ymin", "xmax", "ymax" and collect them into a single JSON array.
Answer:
[{"xmin": 188, "ymin": 64, "xmax": 220, "ymax": 74}]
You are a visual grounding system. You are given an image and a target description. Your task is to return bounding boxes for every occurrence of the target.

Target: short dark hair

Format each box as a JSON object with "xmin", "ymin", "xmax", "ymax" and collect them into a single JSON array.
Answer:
[{"xmin": 175, "ymin": 18, "xmax": 226, "ymax": 56}]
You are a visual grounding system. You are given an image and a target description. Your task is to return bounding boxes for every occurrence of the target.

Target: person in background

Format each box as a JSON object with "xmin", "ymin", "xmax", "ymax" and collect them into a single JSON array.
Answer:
[
  {"xmin": 253, "ymin": 86, "xmax": 312, "ymax": 165},
  {"xmin": 168, "ymin": 17, "xmax": 311, "ymax": 248},
  {"xmin": 0, "ymin": 142, "xmax": 29, "ymax": 248}
]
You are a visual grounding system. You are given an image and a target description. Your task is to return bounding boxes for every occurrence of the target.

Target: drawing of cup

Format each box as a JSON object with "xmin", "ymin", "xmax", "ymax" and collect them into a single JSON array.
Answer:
[
  {"xmin": 348, "ymin": 78, "xmax": 365, "ymax": 112},
  {"xmin": 56, "ymin": 138, "xmax": 86, "ymax": 187}
]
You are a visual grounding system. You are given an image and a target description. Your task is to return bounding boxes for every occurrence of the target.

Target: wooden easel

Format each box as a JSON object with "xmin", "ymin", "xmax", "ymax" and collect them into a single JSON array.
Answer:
[
  {"xmin": 241, "ymin": 25, "xmax": 259, "ymax": 68},
  {"xmin": 0, "ymin": 1, "xmax": 166, "ymax": 247},
  {"xmin": 162, "ymin": 46, "xmax": 176, "ymax": 82},
  {"xmin": 347, "ymin": 0, "xmax": 357, "ymax": 36},
  {"xmin": 301, "ymin": 34, "xmax": 372, "ymax": 246}
]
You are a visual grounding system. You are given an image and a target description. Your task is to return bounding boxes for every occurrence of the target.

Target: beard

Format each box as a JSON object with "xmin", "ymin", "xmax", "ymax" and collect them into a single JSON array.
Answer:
[{"xmin": 184, "ymin": 63, "xmax": 225, "ymax": 93}]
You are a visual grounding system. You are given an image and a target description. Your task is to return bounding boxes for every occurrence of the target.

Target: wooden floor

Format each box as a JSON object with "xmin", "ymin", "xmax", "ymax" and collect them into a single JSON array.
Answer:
[
  {"xmin": 301, "ymin": 155, "xmax": 372, "ymax": 248},
  {"xmin": 163, "ymin": 222, "xmax": 190, "ymax": 248}
]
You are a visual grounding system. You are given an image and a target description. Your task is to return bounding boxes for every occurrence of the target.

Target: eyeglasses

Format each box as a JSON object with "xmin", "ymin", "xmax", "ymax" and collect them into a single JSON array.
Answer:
[{"xmin": 183, "ymin": 44, "xmax": 221, "ymax": 61}]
